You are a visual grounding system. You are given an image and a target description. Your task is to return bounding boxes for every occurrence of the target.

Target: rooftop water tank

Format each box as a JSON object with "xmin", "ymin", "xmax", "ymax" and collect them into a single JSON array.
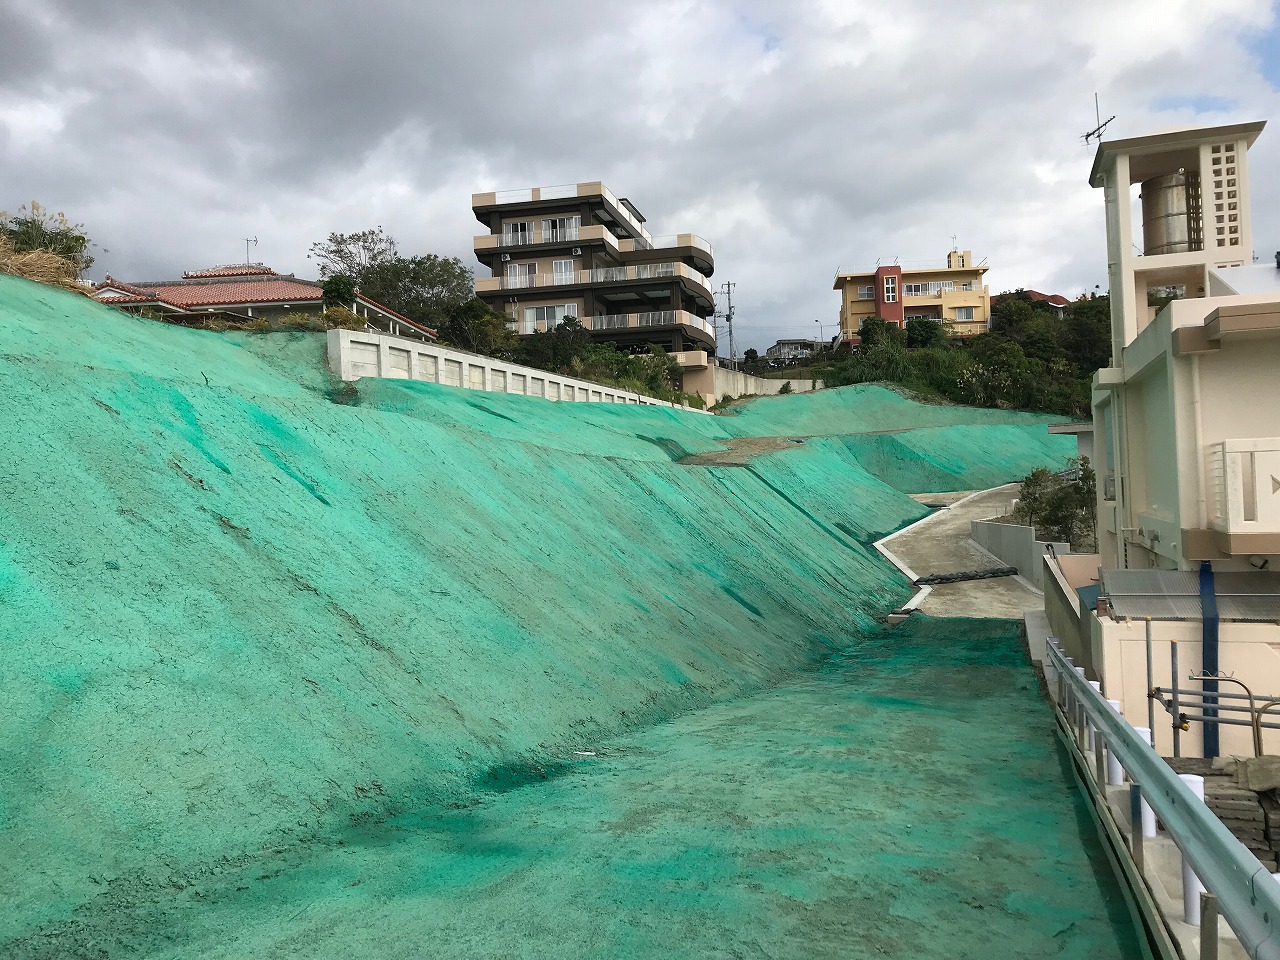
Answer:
[{"xmin": 1141, "ymin": 172, "xmax": 1202, "ymax": 255}]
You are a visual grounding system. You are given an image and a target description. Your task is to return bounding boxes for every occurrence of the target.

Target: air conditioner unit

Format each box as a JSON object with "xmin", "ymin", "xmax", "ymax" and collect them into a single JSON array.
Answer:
[
  {"xmin": 500, "ymin": 253, "xmax": 511, "ymax": 262},
  {"xmin": 572, "ymin": 247, "xmax": 582, "ymax": 256}
]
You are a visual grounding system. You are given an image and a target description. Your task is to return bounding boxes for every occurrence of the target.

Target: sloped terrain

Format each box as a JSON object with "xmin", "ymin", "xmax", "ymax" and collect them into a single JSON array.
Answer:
[{"xmin": 0, "ymin": 275, "xmax": 1087, "ymax": 956}]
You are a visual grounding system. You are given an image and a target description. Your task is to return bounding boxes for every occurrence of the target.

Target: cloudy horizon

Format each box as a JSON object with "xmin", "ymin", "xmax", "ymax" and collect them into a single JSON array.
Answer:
[{"xmin": 2, "ymin": 0, "xmax": 1278, "ymax": 351}]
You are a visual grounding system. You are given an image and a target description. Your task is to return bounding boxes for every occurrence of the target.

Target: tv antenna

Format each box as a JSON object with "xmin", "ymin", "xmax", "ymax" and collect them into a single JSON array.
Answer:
[
  {"xmin": 242, "ymin": 236, "xmax": 258, "ymax": 265},
  {"xmin": 1082, "ymin": 93, "xmax": 1115, "ymax": 145}
]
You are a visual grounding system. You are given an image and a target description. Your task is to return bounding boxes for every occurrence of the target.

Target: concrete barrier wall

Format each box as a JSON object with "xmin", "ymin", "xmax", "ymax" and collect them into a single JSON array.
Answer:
[
  {"xmin": 715, "ymin": 366, "xmax": 823, "ymax": 399},
  {"xmin": 1043, "ymin": 555, "xmax": 1089, "ymax": 672},
  {"xmin": 328, "ymin": 329, "xmax": 709, "ymax": 413},
  {"xmin": 970, "ymin": 519, "xmax": 1068, "ymax": 588}
]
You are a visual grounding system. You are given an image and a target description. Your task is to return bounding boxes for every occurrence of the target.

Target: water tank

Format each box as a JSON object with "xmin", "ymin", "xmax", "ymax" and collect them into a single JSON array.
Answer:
[{"xmin": 1141, "ymin": 173, "xmax": 1198, "ymax": 255}]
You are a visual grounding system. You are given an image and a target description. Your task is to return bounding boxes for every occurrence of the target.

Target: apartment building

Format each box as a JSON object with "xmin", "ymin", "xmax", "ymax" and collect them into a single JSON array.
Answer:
[
  {"xmin": 1041, "ymin": 120, "xmax": 1280, "ymax": 759},
  {"xmin": 833, "ymin": 250, "xmax": 990, "ymax": 342},
  {"xmin": 470, "ymin": 182, "xmax": 716, "ymax": 377},
  {"xmin": 764, "ymin": 338, "xmax": 820, "ymax": 361}
]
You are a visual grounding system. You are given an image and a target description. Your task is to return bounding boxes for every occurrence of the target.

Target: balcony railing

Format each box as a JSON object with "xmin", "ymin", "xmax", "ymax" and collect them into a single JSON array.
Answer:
[
  {"xmin": 478, "ymin": 262, "xmax": 712, "ymax": 295},
  {"xmin": 620, "ymin": 234, "xmax": 714, "ymax": 256},
  {"xmin": 474, "ymin": 181, "xmax": 653, "ymax": 244},
  {"xmin": 500, "ymin": 226, "xmax": 580, "ymax": 246},
  {"xmin": 590, "ymin": 311, "xmax": 715, "ymax": 337}
]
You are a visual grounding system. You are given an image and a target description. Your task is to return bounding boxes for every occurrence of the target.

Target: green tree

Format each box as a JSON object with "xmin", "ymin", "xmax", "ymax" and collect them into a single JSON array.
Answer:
[
  {"xmin": 905, "ymin": 317, "xmax": 943, "ymax": 348},
  {"xmin": 743, "ymin": 348, "xmax": 759, "ymax": 362},
  {"xmin": 322, "ymin": 273, "xmax": 357, "ymax": 309},
  {"xmin": 1, "ymin": 201, "xmax": 95, "ymax": 275},
  {"xmin": 307, "ymin": 227, "xmax": 397, "ymax": 280},
  {"xmin": 1013, "ymin": 458, "xmax": 1097, "ymax": 550},
  {"xmin": 857, "ymin": 316, "xmax": 894, "ymax": 350},
  {"xmin": 436, "ymin": 297, "xmax": 516, "ymax": 356},
  {"xmin": 357, "ymin": 254, "xmax": 475, "ymax": 329}
]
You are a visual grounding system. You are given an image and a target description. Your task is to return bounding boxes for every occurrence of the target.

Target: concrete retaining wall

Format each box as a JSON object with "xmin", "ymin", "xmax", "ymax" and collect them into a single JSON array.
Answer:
[
  {"xmin": 327, "ymin": 328, "xmax": 708, "ymax": 413},
  {"xmin": 970, "ymin": 519, "xmax": 1068, "ymax": 588}
]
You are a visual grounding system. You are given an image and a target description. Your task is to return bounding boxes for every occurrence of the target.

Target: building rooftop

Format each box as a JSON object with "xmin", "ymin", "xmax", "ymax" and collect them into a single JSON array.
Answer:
[
  {"xmin": 1088, "ymin": 120, "xmax": 1266, "ymax": 187},
  {"xmin": 1210, "ymin": 262, "xmax": 1280, "ymax": 296}
]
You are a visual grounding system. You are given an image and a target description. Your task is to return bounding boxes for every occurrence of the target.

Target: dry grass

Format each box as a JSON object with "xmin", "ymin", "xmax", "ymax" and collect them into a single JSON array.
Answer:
[{"xmin": 0, "ymin": 236, "xmax": 92, "ymax": 295}]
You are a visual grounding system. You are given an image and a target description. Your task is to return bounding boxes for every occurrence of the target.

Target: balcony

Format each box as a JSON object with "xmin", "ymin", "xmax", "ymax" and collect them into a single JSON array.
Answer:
[
  {"xmin": 474, "ymin": 224, "xmax": 623, "ymax": 253},
  {"xmin": 671, "ymin": 350, "xmax": 709, "ymax": 370},
  {"xmin": 472, "ymin": 181, "xmax": 653, "ymax": 244},
  {"xmin": 1209, "ymin": 438, "xmax": 1280, "ymax": 537},
  {"xmin": 476, "ymin": 262, "xmax": 713, "ymax": 301},
  {"xmin": 590, "ymin": 310, "xmax": 715, "ymax": 338},
  {"xmin": 619, "ymin": 233, "xmax": 714, "ymax": 256}
]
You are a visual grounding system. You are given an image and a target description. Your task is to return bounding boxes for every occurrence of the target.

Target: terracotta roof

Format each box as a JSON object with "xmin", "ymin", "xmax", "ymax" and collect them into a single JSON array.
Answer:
[
  {"xmin": 991, "ymin": 289, "xmax": 1072, "ymax": 309},
  {"xmin": 182, "ymin": 265, "xmax": 279, "ymax": 279},
  {"xmin": 133, "ymin": 278, "xmax": 323, "ymax": 308}
]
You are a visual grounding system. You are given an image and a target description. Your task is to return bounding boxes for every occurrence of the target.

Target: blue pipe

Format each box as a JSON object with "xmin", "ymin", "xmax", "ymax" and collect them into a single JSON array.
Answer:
[{"xmin": 1199, "ymin": 560, "xmax": 1220, "ymax": 758}]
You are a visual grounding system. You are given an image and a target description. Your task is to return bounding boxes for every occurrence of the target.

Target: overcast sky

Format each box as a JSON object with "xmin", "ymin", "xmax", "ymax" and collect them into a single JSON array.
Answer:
[{"xmin": 2, "ymin": 0, "xmax": 1278, "ymax": 351}]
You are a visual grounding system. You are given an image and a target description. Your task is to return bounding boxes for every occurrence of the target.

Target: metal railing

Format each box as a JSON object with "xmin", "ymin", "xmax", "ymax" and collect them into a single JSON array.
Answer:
[
  {"xmin": 1046, "ymin": 638, "xmax": 1280, "ymax": 959},
  {"xmin": 590, "ymin": 311, "xmax": 715, "ymax": 336},
  {"xmin": 499, "ymin": 227, "xmax": 581, "ymax": 246},
  {"xmin": 487, "ymin": 262, "xmax": 711, "ymax": 293}
]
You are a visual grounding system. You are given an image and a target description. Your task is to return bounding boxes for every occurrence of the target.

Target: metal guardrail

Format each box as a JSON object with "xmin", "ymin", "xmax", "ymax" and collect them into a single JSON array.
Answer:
[{"xmin": 1046, "ymin": 638, "xmax": 1280, "ymax": 959}]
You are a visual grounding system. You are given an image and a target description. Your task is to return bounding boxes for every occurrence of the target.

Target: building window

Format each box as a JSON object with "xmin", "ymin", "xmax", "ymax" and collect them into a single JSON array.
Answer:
[
  {"xmin": 503, "ymin": 221, "xmax": 533, "ymax": 245},
  {"xmin": 523, "ymin": 304, "xmax": 578, "ymax": 332},
  {"xmin": 857, "ymin": 284, "xmax": 875, "ymax": 300},
  {"xmin": 551, "ymin": 259, "xmax": 576, "ymax": 283},
  {"xmin": 883, "ymin": 276, "xmax": 897, "ymax": 303},
  {"xmin": 955, "ymin": 307, "xmax": 974, "ymax": 321},
  {"xmin": 505, "ymin": 262, "xmax": 536, "ymax": 288},
  {"xmin": 542, "ymin": 216, "xmax": 581, "ymax": 242}
]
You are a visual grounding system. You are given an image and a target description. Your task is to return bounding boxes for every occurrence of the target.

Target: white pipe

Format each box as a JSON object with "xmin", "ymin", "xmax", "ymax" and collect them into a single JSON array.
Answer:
[
  {"xmin": 1191, "ymin": 354, "xmax": 1208, "ymax": 528},
  {"xmin": 1088, "ymin": 681, "xmax": 1103, "ymax": 750},
  {"xmin": 1180, "ymin": 773, "xmax": 1207, "ymax": 924},
  {"xmin": 1106, "ymin": 700, "xmax": 1125, "ymax": 784},
  {"xmin": 1134, "ymin": 726, "xmax": 1157, "ymax": 837}
]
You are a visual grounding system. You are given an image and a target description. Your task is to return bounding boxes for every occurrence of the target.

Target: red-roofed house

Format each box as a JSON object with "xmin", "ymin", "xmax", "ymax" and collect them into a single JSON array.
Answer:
[
  {"xmin": 94, "ymin": 264, "xmax": 436, "ymax": 340},
  {"xmin": 989, "ymin": 289, "xmax": 1073, "ymax": 319}
]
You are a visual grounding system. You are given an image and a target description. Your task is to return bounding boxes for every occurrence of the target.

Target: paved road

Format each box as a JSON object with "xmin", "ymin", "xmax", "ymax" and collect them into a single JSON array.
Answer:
[{"xmin": 884, "ymin": 485, "xmax": 1044, "ymax": 619}]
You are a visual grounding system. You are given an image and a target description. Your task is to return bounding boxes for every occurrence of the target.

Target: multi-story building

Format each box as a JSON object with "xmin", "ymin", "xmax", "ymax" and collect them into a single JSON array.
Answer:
[
  {"xmin": 833, "ymin": 250, "xmax": 990, "ymax": 342},
  {"xmin": 1041, "ymin": 119, "xmax": 1280, "ymax": 760},
  {"xmin": 764, "ymin": 338, "xmax": 820, "ymax": 361},
  {"xmin": 470, "ymin": 182, "xmax": 716, "ymax": 378}
]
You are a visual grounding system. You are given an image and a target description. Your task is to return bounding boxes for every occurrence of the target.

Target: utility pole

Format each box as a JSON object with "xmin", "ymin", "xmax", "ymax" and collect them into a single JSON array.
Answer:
[{"xmin": 717, "ymin": 280, "xmax": 736, "ymax": 363}]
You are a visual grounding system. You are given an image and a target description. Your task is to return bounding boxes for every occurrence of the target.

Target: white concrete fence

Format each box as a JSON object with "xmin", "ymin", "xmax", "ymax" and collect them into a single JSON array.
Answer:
[
  {"xmin": 970, "ymin": 519, "xmax": 1069, "ymax": 589},
  {"xmin": 327, "ymin": 329, "xmax": 710, "ymax": 414}
]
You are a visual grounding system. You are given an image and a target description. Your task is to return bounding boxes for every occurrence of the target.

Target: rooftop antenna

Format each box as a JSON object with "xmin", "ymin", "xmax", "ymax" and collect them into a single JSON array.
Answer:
[
  {"xmin": 1082, "ymin": 92, "xmax": 1116, "ymax": 145},
  {"xmin": 950, "ymin": 234, "xmax": 957, "ymax": 251},
  {"xmin": 242, "ymin": 236, "xmax": 258, "ymax": 265}
]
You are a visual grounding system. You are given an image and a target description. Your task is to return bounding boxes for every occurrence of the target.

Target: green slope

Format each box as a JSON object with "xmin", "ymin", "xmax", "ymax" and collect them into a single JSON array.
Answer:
[{"xmin": 0, "ymin": 274, "xmax": 1076, "ymax": 948}]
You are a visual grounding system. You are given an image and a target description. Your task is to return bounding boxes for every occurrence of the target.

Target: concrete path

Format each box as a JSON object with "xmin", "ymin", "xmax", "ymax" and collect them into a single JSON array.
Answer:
[{"xmin": 882, "ymin": 484, "xmax": 1043, "ymax": 620}]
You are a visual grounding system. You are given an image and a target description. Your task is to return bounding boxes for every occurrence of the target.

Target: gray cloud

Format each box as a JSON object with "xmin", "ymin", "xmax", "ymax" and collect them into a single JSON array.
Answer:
[{"xmin": 2, "ymin": 0, "xmax": 1277, "ymax": 351}]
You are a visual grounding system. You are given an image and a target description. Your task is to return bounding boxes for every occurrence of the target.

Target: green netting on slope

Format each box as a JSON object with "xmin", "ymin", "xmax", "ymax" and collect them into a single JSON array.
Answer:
[
  {"xmin": 716, "ymin": 381, "xmax": 1065, "ymax": 438},
  {"xmin": 0, "ymin": 276, "xmax": 910, "ymax": 939},
  {"xmin": 836, "ymin": 425, "xmax": 1079, "ymax": 494},
  {"xmin": 32, "ymin": 620, "xmax": 1142, "ymax": 960},
  {"xmin": 0, "ymin": 275, "xmax": 1077, "ymax": 948}
]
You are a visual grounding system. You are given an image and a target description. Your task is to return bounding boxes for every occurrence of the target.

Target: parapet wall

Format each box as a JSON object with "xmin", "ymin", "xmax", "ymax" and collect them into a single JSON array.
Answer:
[{"xmin": 328, "ymin": 328, "xmax": 706, "ymax": 412}]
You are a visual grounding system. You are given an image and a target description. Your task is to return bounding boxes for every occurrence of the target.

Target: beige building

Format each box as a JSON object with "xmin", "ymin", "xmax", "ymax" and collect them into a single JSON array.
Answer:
[
  {"xmin": 1043, "ymin": 120, "xmax": 1280, "ymax": 760},
  {"xmin": 470, "ymin": 181, "xmax": 716, "ymax": 390},
  {"xmin": 833, "ymin": 250, "xmax": 990, "ymax": 343}
]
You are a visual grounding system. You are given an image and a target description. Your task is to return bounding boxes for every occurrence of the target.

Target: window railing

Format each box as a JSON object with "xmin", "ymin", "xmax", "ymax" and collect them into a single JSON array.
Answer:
[
  {"xmin": 484, "ymin": 263, "xmax": 713, "ymax": 298},
  {"xmin": 500, "ymin": 226, "xmax": 581, "ymax": 246},
  {"xmin": 590, "ymin": 311, "xmax": 715, "ymax": 337}
]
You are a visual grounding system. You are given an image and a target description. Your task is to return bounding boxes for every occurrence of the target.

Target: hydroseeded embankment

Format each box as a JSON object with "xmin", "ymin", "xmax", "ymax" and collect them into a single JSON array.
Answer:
[{"xmin": 0, "ymin": 274, "xmax": 1074, "ymax": 950}]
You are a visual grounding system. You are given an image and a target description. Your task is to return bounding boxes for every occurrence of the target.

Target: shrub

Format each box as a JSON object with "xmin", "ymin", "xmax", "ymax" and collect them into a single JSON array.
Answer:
[{"xmin": 778, "ymin": 381, "xmax": 793, "ymax": 394}]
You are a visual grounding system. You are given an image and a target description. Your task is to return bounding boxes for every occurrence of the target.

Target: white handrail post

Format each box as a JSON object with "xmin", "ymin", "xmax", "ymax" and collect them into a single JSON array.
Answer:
[
  {"xmin": 1106, "ymin": 700, "xmax": 1125, "ymax": 785},
  {"xmin": 1179, "ymin": 774, "xmax": 1207, "ymax": 924}
]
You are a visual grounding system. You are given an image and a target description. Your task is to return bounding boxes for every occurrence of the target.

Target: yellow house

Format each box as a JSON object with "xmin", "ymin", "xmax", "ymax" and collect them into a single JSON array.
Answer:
[{"xmin": 833, "ymin": 249, "xmax": 990, "ymax": 342}]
